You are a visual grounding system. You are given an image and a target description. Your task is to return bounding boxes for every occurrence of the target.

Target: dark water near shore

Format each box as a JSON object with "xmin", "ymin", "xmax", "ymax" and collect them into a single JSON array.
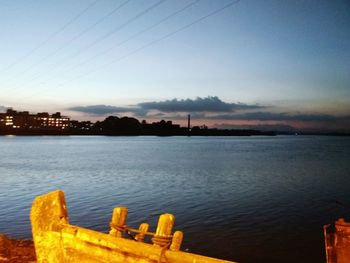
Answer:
[{"xmin": 0, "ymin": 136, "xmax": 350, "ymax": 262}]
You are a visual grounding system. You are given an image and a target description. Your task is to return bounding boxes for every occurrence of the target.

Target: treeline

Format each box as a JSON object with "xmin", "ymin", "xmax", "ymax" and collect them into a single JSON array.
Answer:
[
  {"xmin": 0, "ymin": 115, "xmax": 276, "ymax": 136},
  {"xmin": 70, "ymin": 116, "xmax": 276, "ymax": 136}
]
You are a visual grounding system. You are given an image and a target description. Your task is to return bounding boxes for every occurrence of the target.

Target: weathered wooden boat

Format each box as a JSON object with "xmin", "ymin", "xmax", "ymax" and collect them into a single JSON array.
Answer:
[{"xmin": 30, "ymin": 190, "xmax": 237, "ymax": 263}]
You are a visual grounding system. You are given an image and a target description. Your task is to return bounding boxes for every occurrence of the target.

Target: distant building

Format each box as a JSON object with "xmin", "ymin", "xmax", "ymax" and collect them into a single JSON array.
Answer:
[
  {"xmin": 70, "ymin": 120, "xmax": 94, "ymax": 131},
  {"xmin": 0, "ymin": 109, "xmax": 69, "ymax": 131}
]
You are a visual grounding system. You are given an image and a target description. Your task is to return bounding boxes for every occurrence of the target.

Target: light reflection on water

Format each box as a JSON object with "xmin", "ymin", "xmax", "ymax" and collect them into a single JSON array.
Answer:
[{"xmin": 0, "ymin": 135, "xmax": 350, "ymax": 263}]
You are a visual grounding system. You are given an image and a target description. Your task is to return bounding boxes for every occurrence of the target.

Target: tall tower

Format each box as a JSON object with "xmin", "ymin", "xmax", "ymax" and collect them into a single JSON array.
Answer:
[{"xmin": 187, "ymin": 114, "xmax": 191, "ymax": 131}]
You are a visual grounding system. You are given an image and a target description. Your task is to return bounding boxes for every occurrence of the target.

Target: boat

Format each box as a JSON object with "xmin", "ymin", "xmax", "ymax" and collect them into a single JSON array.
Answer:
[
  {"xmin": 30, "ymin": 190, "xmax": 237, "ymax": 263},
  {"xmin": 324, "ymin": 218, "xmax": 350, "ymax": 263}
]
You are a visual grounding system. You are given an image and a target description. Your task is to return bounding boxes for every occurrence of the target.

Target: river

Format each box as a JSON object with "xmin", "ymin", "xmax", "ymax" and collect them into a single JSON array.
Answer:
[{"xmin": 0, "ymin": 135, "xmax": 349, "ymax": 262}]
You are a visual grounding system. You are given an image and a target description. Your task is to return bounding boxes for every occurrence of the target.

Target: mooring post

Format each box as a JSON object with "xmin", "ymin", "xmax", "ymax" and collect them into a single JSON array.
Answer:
[
  {"xmin": 152, "ymin": 213, "xmax": 175, "ymax": 247},
  {"xmin": 135, "ymin": 223, "xmax": 149, "ymax": 242},
  {"xmin": 170, "ymin": 231, "xmax": 183, "ymax": 251},
  {"xmin": 109, "ymin": 207, "xmax": 128, "ymax": 238}
]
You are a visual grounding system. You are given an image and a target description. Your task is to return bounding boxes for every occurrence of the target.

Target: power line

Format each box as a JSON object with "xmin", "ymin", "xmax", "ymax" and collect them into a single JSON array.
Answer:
[
  {"xmin": 58, "ymin": 0, "xmax": 240, "ymax": 87},
  {"xmin": 7, "ymin": 0, "xmax": 166, "ymax": 94},
  {"xmin": 16, "ymin": 0, "xmax": 240, "ymax": 103},
  {"xmin": 9, "ymin": 0, "xmax": 131, "ymax": 80},
  {"xmin": 25, "ymin": 0, "xmax": 201, "ymax": 88},
  {"xmin": 43, "ymin": 0, "xmax": 166, "ymax": 74},
  {"xmin": 67, "ymin": 0, "xmax": 167, "ymax": 59},
  {"xmin": 0, "ymin": 0, "xmax": 101, "ymax": 73}
]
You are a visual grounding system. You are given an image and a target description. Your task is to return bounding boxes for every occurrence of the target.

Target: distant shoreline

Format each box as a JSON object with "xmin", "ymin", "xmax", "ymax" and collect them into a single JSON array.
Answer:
[
  {"xmin": 0, "ymin": 130, "xmax": 276, "ymax": 136},
  {"xmin": 2, "ymin": 109, "xmax": 349, "ymax": 137},
  {"xmin": 0, "ymin": 131, "xmax": 349, "ymax": 136}
]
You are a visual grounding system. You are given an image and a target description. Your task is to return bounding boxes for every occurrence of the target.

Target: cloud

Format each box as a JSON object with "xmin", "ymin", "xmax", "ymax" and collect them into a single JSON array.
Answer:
[
  {"xmin": 68, "ymin": 105, "xmax": 137, "ymax": 115},
  {"xmin": 68, "ymin": 97, "xmax": 264, "ymax": 116},
  {"xmin": 206, "ymin": 112, "xmax": 350, "ymax": 122},
  {"xmin": 67, "ymin": 98, "xmax": 349, "ymax": 126},
  {"xmin": 137, "ymin": 96, "xmax": 263, "ymax": 112}
]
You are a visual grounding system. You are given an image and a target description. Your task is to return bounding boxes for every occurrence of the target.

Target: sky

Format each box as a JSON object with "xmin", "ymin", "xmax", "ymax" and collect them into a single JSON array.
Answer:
[{"xmin": 0, "ymin": 0, "xmax": 349, "ymax": 131}]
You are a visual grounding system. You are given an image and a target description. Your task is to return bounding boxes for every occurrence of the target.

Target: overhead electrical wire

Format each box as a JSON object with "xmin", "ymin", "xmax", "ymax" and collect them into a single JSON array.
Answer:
[
  {"xmin": 44, "ymin": 0, "xmax": 166, "ymax": 73},
  {"xmin": 8, "ymin": 0, "xmax": 166, "ymax": 93},
  {"xmin": 9, "ymin": 0, "xmax": 131, "ymax": 80},
  {"xmin": 16, "ymin": 0, "xmax": 240, "ymax": 103},
  {"xmin": 67, "ymin": 0, "xmax": 167, "ymax": 59},
  {"xmin": 57, "ymin": 0, "xmax": 240, "ymax": 87},
  {"xmin": 24, "ymin": 0, "xmax": 201, "ymax": 88},
  {"xmin": 0, "ymin": 0, "xmax": 101, "ymax": 73}
]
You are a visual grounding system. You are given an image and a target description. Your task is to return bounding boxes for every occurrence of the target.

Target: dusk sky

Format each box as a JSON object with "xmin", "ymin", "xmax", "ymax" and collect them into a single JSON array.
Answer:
[{"xmin": 1, "ymin": 0, "xmax": 349, "ymax": 131}]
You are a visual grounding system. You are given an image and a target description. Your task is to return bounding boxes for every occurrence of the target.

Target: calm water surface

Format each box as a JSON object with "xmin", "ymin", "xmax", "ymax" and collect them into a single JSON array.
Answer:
[{"xmin": 0, "ymin": 136, "xmax": 350, "ymax": 262}]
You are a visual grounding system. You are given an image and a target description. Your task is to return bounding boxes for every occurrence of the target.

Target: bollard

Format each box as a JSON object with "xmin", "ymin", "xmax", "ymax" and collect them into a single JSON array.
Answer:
[
  {"xmin": 135, "ymin": 223, "xmax": 149, "ymax": 242},
  {"xmin": 152, "ymin": 213, "xmax": 175, "ymax": 247},
  {"xmin": 170, "ymin": 231, "xmax": 183, "ymax": 251},
  {"xmin": 109, "ymin": 207, "xmax": 128, "ymax": 238}
]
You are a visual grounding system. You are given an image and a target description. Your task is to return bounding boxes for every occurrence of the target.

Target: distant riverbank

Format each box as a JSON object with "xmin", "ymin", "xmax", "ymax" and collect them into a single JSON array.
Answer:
[
  {"xmin": 1, "ymin": 130, "xmax": 349, "ymax": 136},
  {"xmin": 0, "ymin": 128, "xmax": 276, "ymax": 136}
]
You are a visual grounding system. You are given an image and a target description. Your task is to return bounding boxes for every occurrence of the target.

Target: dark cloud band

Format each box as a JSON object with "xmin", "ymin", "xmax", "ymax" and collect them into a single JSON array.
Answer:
[
  {"xmin": 67, "ymin": 97, "xmax": 349, "ymax": 124},
  {"xmin": 68, "ymin": 105, "xmax": 135, "ymax": 115},
  {"xmin": 68, "ymin": 96, "xmax": 263, "ymax": 115},
  {"xmin": 206, "ymin": 112, "xmax": 350, "ymax": 122},
  {"xmin": 138, "ymin": 96, "xmax": 263, "ymax": 112}
]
